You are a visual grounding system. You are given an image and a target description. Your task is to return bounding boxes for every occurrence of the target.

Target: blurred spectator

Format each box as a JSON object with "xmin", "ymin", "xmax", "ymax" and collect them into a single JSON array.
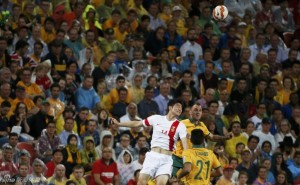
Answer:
[
  {"xmin": 45, "ymin": 149, "xmax": 63, "ymax": 178},
  {"xmin": 91, "ymin": 146, "xmax": 119, "ymax": 185},
  {"xmin": 37, "ymin": 122, "xmax": 61, "ymax": 163},
  {"xmin": 61, "ymin": 134, "xmax": 82, "ymax": 178}
]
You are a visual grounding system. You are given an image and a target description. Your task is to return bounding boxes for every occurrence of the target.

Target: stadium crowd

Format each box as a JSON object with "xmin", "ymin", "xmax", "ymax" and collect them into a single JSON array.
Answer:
[{"xmin": 0, "ymin": 0, "xmax": 300, "ymax": 184}]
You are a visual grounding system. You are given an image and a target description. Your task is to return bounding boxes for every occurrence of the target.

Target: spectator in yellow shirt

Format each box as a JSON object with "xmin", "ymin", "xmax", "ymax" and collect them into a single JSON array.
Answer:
[
  {"xmin": 109, "ymin": 75, "xmax": 132, "ymax": 105},
  {"xmin": 171, "ymin": 6, "xmax": 187, "ymax": 36},
  {"xmin": 56, "ymin": 107, "xmax": 78, "ymax": 135},
  {"xmin": 12, "ymin": 86, "xmax": 35, "ymax": 112},
  {"xmin": 126, "ymin": 9, "xmax": 139, "ymax": 33},
  {"xmin": 17, "ymin": 67, "xmax": 44, "ymax": 100},
  {"xmin": 0, "ymin": 83, "xmax": 14, "ymax": 117},
  {"xmin": 216, "ymin": 165, "xmax": 235, "ymax": 185},
  {"xmin": 225, "ymin": 121, "xmax": 248, "ymax": 158},
  {"xmin": 159, "ymin": 4, "xmax": 172, "ymax": 23},
  {"xmin": 102, "ymin": 9, "xmax": 122, "ymax": 30},
  {"xmin": 47, "ymin": 83, "xmax": 65, "ymax": 120},
  {"xmin": 41, "ymin": 17, "xmax": 56, "ymax": 44},
  {"xmin": 114, "ymin": 19, "xmax": 130, "ymax": 44},
  {"xmin": 129, "ymin": 0, "xmax": 149, "ymax": 18}
]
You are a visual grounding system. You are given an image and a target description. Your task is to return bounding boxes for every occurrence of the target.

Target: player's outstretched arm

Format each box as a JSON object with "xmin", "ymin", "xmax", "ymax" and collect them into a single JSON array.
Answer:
[
  {"xmin": 111, "ymin": 117, "xmax": 143, "ymax": 128},
  {"xmin": 207, "ymin": 132, "xmax": 233, "ymax": 142}
]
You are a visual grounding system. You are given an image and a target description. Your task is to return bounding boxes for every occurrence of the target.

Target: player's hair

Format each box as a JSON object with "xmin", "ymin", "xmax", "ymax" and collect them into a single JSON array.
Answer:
[
  {"xmin": 167, "ymin": 99, "xmax": 182, "ymax": 107},
  {"xmin": 191, "ymin": 129, "xmax": 204, "ymax": 145},
  {"xmin": 166, "ymin": 99, "xmax": 182, "ymax": 114}
]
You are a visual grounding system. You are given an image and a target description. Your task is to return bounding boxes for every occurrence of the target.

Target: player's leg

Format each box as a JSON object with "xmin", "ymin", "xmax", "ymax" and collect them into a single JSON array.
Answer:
[
  {"xmin": 155, "ymin": 174, "xmax": 170, "ymax": 185},
  {"xmin": 138, "ymin": 173, "xmax": 151, "ymax": 185},
  {"xmin": 139, "ymin": 151, "xmax": 158, "ymax": 185},
  {"xmin": 156, "ymin": 154, "xmax": 173, "ymax": 185}
]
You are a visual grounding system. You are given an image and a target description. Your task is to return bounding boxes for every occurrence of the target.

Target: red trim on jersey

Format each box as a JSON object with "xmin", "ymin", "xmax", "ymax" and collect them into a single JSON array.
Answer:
[
  {"xmin": 145, "ymin": 118, "xmax": 150, "ymax": 126},
  {"xmin": 168, "ymin": 120, "xmax": 180, "ymax": 151}
]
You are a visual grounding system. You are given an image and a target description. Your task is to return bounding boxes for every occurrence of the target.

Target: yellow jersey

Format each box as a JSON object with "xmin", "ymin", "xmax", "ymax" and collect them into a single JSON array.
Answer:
[
  {"xmin": 173, "ymin": 119, "xmax": 210, "ymax": 158},
  {"xmin": 224, "ymin": 134, "xmax": 248, "ymax": 158},
  {"xmin": 182, "ymin": 147, "xmax": 221, "ymax": 185},
  {"xmin": 48, "ymin": 97, "xmax": 65, "ymax": 120},
  {"xmin": 109, "ymin": 88, "xmax": 133, "ymax": 105},
  {"xmin": 16, "ymin": 81, "xmax": 43, "ymax": 97}
]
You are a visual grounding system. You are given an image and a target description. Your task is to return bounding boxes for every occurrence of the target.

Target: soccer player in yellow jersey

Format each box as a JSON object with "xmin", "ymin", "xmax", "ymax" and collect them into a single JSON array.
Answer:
[
  {"xmin": 172, "ymin": 103, "xmax": 231, "ymax": 176},
  {"xmin": 178, "ymin": 129, "xmax": 223, "ymax": 185}
]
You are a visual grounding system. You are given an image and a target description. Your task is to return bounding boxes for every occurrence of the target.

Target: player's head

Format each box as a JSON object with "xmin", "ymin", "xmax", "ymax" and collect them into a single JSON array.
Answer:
[
  {"xmin": 191, "ymin": 129, "xmax": 204, "ymax": 145},
  {"xmin": 167, "ymin": 99, "xmax": 182, "ymax": 116},
  {"xmin": 190, "ymin": 103, "xmax": 202, "ymax": 120}
]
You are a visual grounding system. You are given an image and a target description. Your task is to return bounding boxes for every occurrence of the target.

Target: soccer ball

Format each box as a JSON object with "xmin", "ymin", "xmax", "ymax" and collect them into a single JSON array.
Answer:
[{"xmin": 213, "ymin": 5, "xmax": 228, "ymax": 21}]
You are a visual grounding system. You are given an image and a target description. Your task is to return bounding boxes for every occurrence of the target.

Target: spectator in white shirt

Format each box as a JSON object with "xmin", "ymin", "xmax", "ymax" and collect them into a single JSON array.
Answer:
[
  {"xmin": 249, "ymin": 33, "xmax": 268, "ymax": 63},
  {"xmin": 252, "ymin": 118, "xmax": 276, "ymax": 152},
  {"xmin": 264, "ymin": 34, "xmax": 288, "ymax": 63},
  {"xmin": 275, "ymin": 119, "xmax": 296, "ymax": 145},
  {"xmin": 248, "ymin": 103, "xmax": 267, "ymax": 129},
  {"xmin": 180, "ymin": 28, "xmax": 203, "ymax": 60}
]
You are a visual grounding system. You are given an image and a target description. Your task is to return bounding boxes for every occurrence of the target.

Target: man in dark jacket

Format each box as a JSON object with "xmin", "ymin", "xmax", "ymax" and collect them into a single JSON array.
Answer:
[{"xmin": 174, "ymin": 70, "xmax": 198, "ymax": 101}]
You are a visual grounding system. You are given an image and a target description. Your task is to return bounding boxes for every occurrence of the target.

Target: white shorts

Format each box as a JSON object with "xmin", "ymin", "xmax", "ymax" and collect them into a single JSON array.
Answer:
[{"xmin": 140, "ymin": 151, "xmax": 173, "ymax": 178}]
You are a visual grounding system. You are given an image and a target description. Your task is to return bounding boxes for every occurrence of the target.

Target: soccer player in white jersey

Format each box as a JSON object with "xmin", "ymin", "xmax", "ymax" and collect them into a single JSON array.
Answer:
[{"xmin": 111, "ymin": 99, "xmax": 188, "ymax": 185}]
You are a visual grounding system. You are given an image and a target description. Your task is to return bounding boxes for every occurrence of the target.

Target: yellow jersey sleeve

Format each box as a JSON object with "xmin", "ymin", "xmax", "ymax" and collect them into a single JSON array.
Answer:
[
  {"xmin": 211, "ymin": 151, "xmax": 221, "ymax": 169},
  {"xmin": 199, "ymin": 122, "xmax": 210, "ymax": 136},
  {"xmin": 182, "ymin": 150, "xmax": 192, "ymax": 164}
]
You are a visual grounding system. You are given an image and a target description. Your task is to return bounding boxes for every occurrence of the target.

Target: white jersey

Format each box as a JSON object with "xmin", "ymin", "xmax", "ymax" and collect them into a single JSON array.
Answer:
[{"xmin": 143, "ymin": 115, "xmax": 187, "ymax": 151}]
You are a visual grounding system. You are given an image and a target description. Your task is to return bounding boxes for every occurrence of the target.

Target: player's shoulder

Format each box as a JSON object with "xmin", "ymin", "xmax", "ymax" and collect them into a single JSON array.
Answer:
[
  {"xmin": 182, "ymin": 148, "xmax": 193, "ymax": 155},
  {"xmin": 177, "ymin": 121, "xmax": 188, "ymax": 130},
  {"xmin": 190, "ymin": 147, "xmax": 214, "ymax": 155},
  {"xmin": 181, "ymin": 119, "xmax": 192, "ymax": 126},
  {"xmin": 147, "ymin": 114, "xmax": 162, "ymax": 121},
  {"xmin": 180, "ymin": 119, "xmax": 189, "ymax": 123}
]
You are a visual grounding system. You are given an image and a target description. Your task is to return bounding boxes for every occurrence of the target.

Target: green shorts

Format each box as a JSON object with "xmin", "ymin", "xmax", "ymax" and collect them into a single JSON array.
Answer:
[{"xmin": 172, "ymin": 154, "xmax": 183, "ymax": 176}]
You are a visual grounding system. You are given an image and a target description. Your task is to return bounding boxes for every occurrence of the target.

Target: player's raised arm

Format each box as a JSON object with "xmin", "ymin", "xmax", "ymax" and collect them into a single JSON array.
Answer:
[
  {"xmin": 111, "ymin": 117, "xmax": 143, "ymax": 128},
  {"xmin": 181, "ymin": 137, "xmax": 188, "ymax": 150}
]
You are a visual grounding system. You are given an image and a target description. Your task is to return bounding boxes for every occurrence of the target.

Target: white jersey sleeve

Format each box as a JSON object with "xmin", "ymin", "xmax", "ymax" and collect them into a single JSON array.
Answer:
[
  {"xmin": 142, "ymin": 115, "xmax": 158, "ymax": 127},
  {"xmin": 177, "ymin": 122, "xmax": 187, "ymax": 139}
]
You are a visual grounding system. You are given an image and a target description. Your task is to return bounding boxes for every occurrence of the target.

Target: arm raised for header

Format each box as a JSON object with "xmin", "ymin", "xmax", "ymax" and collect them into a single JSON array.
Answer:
[
  {"xmin": 181, "ymin": 137, "xmax": 188, "ymax": 150},
  {"xmin": 111, "ymin": 117, "xmax": 143, "ymax": 128}
]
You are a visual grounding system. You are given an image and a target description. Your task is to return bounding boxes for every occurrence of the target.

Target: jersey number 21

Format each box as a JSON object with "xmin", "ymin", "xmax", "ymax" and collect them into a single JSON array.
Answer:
[{"xmin": 194, "ymin": 160, "xmax": 210, "ymax": 180}]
